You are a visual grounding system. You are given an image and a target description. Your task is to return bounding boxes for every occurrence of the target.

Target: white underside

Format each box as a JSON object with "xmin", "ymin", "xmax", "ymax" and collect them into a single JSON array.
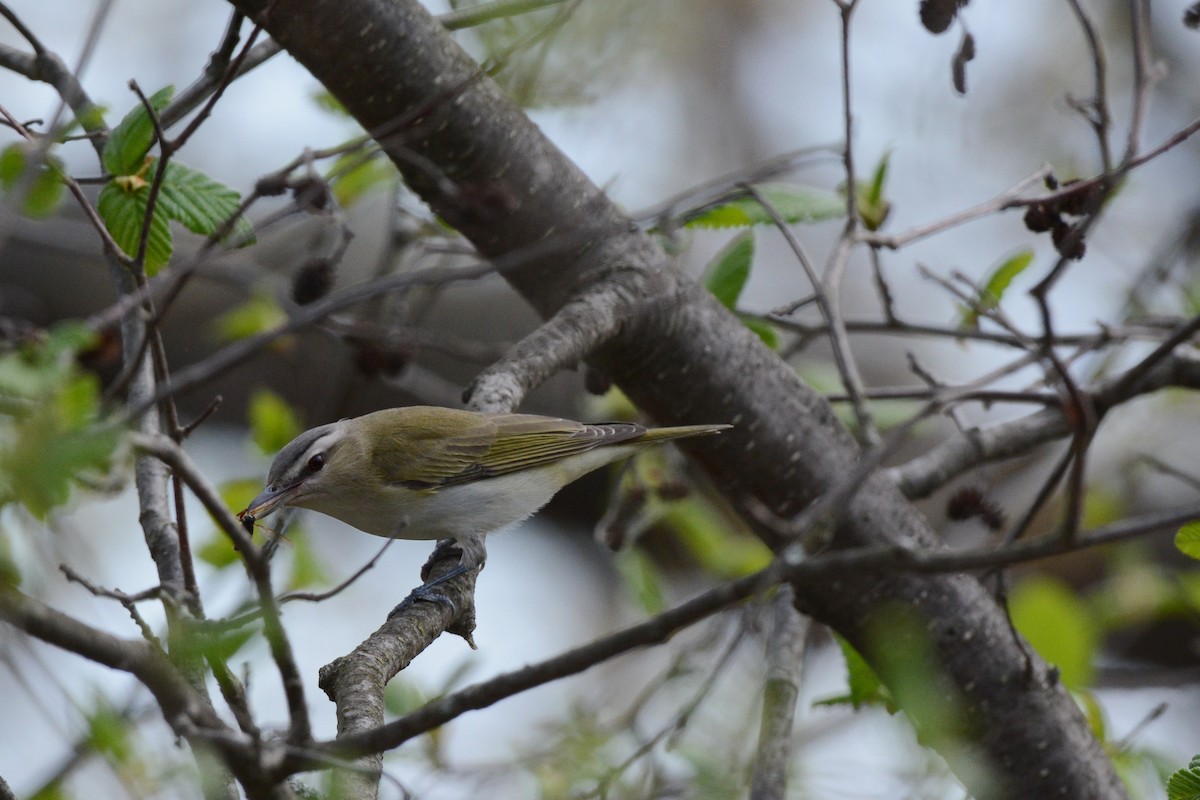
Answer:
[{"xmin": 297, "ymin": 445, "xmax": 641, "ymax": 543}]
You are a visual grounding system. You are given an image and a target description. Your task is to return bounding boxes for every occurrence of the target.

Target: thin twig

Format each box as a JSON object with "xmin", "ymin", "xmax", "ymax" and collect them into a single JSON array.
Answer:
[
  {"xmin": 278, "ymin": 540, "xmax": 396, "ymax": 604},
  {"xmin": 746, "ymin": 184, "xmax": 878, "ymax": 444}
]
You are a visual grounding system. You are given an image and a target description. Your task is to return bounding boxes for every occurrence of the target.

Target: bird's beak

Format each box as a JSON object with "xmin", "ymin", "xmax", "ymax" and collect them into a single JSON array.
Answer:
[{"xmin": 238, "ymin": 480, "xmax": 300, "ymax": 523}]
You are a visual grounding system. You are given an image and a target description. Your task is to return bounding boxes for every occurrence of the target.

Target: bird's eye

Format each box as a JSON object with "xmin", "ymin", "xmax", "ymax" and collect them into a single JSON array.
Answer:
[{"xmin": 308, "ymin": 453, "xmax": 326, "ymax": 472}]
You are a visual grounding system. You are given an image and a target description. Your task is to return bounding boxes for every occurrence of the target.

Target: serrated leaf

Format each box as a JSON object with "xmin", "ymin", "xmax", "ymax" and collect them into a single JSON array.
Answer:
[
  {"xmin": 686, "ymin": 183, "xmax": 845, "ymax": 229},
  {"xmin": 1167, "ymin": 758, "xmax": 1200, "ymax": 800},
  {"xmin": 1009, "ymin": 576, "xmax": 1098, "ymax": 690},
  {"xmin": 97, "ymin": 180, "xmax": 173, "ymax": 273},
  {"xmin": 248, "ymin": 389, "xmax": 302, "ymax": 455},
  {"xmin": 157, "ymin": 161, "xmax": 254, "ymax": 245},
  {"xmin": 704, "ymin": 232, "xmax": 753, "ymax": 308},
  {"xmin": 1175, "ymin": 521, "xmax": 1200, "ymax": 561},
  {"xmin": 959, "ymin": 249, "xmax": 1033, "ymax": 329},
  {"xmin": 0, "ymin": 143, "xmax": 66, "ymax": 218},
  {"xmin": 102, "ymin": 85, "xmax": 174, "ymax": 176}
]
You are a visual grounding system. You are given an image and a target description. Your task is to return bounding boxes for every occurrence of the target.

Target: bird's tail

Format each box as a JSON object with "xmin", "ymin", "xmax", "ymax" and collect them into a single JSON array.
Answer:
[{"xmin": 634, "ymin": 423, "xmax": 731, "ymax": 443}]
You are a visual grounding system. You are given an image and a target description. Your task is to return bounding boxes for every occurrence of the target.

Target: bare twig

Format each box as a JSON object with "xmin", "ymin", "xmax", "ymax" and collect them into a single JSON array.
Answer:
[
  {"xmin": 746, "ymin": 185, "xmax": 878, "ymax": 444},
  {"xmin": 1064, "ymin": 0, "xmax": 1113, "ymax": 171},
  {"xmin": 749, "ymin": 585, "xmax": 808, "ymax": 800},
  {"xmin": 278, "ymin": 539, "xmax": 396, "ymax": 604}
]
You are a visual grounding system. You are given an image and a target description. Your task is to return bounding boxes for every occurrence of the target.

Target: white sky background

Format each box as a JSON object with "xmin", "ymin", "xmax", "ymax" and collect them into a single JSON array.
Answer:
[{"xmin": 3, "ymin": 1, "xmax": 1200, "ymax": 798}]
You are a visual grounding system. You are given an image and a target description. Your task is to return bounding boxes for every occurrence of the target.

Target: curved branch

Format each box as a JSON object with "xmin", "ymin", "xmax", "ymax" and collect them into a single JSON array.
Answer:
[
  {"xmin": 889, "ymin": 350, "xmax": 1200, "ymax": 499},
  {"xmin": 465, "ymin": 274, "xmax": 648, "ymax": 412}
]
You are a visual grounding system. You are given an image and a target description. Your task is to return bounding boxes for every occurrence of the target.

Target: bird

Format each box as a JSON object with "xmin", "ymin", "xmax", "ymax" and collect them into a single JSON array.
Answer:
[{"xmin": 238, "ymin": 405, "xmax": 729, "ymax": 586}]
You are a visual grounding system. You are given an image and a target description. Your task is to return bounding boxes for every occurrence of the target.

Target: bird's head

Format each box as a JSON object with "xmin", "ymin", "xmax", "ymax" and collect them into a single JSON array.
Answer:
[{"xmin": 239, "ymin": 419, "xmax": 368, "ymax": 523}]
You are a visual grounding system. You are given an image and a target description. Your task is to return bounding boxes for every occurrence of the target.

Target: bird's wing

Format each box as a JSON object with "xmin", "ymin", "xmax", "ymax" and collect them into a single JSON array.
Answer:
[
  {"xmin": 371, "ymin": 408, "xmax": 644, "ymax": 489},
  {"xmin": 370, "ymin": 407, "xmax": 496, "ymax": 488},
  {"xmin": 477, "ymin": 414, "xmax": 646, "ymax": 477}
]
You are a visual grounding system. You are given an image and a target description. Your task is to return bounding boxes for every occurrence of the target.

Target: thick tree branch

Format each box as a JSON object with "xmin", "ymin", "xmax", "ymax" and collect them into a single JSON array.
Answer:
[{"xmin": 315, "ymin": 551, "xmax": 478, "ymax": 800}]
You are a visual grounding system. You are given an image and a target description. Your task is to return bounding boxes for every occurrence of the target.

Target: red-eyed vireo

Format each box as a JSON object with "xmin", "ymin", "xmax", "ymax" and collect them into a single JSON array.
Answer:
[{"xmin": 238, "ymin": 406, "xmax": 729, "ymax": 578}]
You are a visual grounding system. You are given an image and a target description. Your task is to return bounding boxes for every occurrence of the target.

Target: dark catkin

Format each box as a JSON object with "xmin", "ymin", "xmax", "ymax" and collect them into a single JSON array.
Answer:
[{"xmin": 946, "ymin": 486, "xmax": 1007, "ymax": 531}]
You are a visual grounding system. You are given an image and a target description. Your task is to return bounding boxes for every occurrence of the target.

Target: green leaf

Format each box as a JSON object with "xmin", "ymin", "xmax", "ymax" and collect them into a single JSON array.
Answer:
[
  {"xmin": 1167, "ymin": 756, "xmax": 1200, "ymax": 800},
  {"xmin": 0, "ymin": 323, "xmax": 94, "ymax": 399},
  {"xmin": 686, "ymin": 183, "xmax": 845, "ymax": 229},
  {"xmin": 959, "ymin": 249, "xmax": 1034, "ymax": 329},
  {"xmin": 384, "ymin": 678, "xmax": 429, "ymax": 717},
  {"xmin": 865, "ymin": 150, "xmax": 890, "ymax": 208},
  {"xmin": 1082, "ymin": 486, "xmax": 1124, "ymax": 529},
  {"xmin": 0, "ymin": 143, "xmax": 23, "ymax": 184},
  {"xmin": 97, "ymin": 179, "xmax": 173, "ymax": 273},
  {"xmin": 198, "ymin": 478, "xmax": 262, "ymax": 568},
  {"xmin": 704, "ymin": 232, "xmax": 754, "ymax": 308},
  {"xmin": 157, "ymin": 161, "xmax": 254, "ymax": 245},
  {"xmin": 172, "ymin": 624, "xmax": 255, "ymax": 665},
  {"xmin": 0, "ymin": 325, "xmax": 119, "ymax": 518},
  {"xmin": 615, "ymin": 548, "xmax": 665, "ymax": 614},
  {"xmin": 218, "ymin": 478, "xmax": 262, "ymax": 520},
  {"xmin": 856, "ymin": 151, "xmax": 892, "ymax": 231},
  {"xmin": 1078, "ymin": 689, "xmax": 1107, "ymax": 742},
  {"xmin": 0, "ymin": 526, "xmax": 20, "ymax": 587},
  {"xmin": 1177, "ymin": 522, "xmax": 1200, "ymax": 560},
  {"xmin": 102, "ymin": 85, "xmax": 174, "ymax": 176},
  {"xmin": 248, "ymin": 389, "xmax": 302, "ymax": 455},
  {"xmin": 197, "ymin": 534, "xmax": 239, "ymax": 569},
  {"xmin": 211, "ymin": 295, "xmax": 286, "ymax": 343},
  {"xmin": 328, "ymin": 152, "xmax": 397, "ymax": 207},
  {"xmin": 666, "ymin": 498, "xmax": 771, "ymax": 578},
  {"xmin": 1009, "ymin": 576, "xmax": 1098, "ymax": 690},
  {"xmin": 0, "ymin": 143, "xmax": 65, "ymax": 218},
  {"xmin": 738, "ymin": 315, "xmax": 778, "ymax": 348},
  {"xmin": 312, "ymin": 89, "xmax": 349, "ymax": 117},
  {"xmin": 285, "ymin": 531, "xmax": 328, "ymax": 591},
  {"xmin": 814, "ymin": 633, "xmax": 891, "ymax": 710},
  {"xmin": 86, "ymin": 702, "xmax": 133, "ymax": 763},
  {"xmin": 2, "ymin": 377, "xmax": 119, "ymax": 518}
]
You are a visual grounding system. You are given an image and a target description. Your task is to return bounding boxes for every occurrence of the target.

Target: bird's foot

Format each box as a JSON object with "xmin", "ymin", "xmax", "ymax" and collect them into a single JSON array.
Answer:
[{"xmin": 388, "ymin": 563, "xmax": 472, "ymax": 617}]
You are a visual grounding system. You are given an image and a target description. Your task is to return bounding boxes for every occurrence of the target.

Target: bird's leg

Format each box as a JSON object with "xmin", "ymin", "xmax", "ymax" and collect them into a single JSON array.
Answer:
[{"xmin": 390, "ymin": 534, "xmax": 486, "ymax": 615}]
